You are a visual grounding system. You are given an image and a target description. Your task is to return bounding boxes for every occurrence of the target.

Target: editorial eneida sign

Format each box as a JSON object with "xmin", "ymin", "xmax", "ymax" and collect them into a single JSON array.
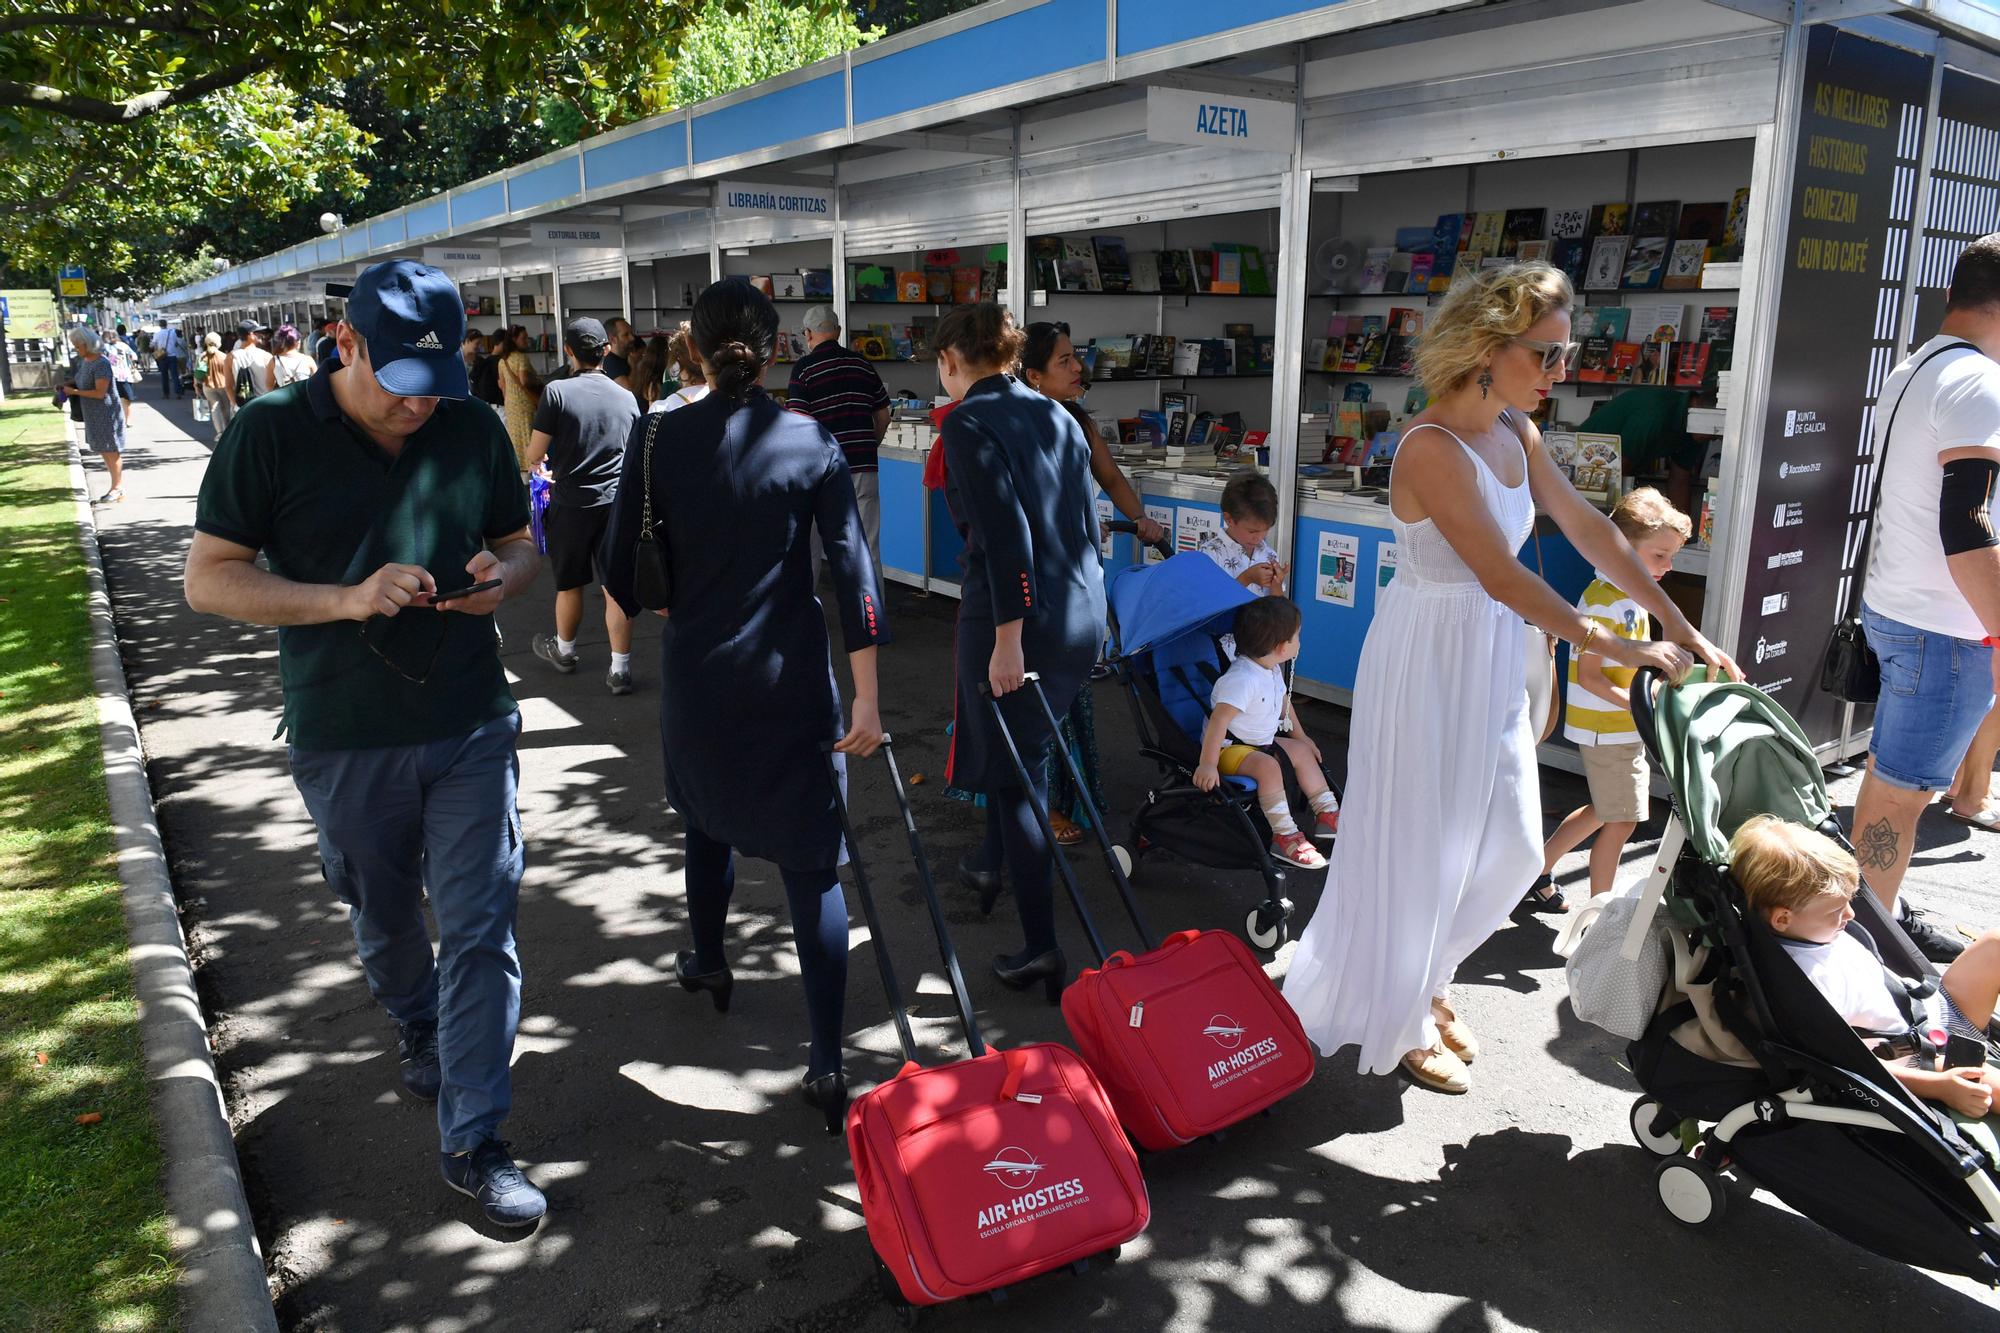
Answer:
[{"xmin": 1735, "ymin": 27, "xmax": 1932, "ymax": 751}]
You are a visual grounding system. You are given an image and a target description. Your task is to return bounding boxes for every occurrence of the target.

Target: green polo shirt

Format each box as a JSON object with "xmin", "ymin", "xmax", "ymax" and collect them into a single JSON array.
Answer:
[{"xmin": 194, "ymin": 363, "xmax": 531, "ymax": 751}]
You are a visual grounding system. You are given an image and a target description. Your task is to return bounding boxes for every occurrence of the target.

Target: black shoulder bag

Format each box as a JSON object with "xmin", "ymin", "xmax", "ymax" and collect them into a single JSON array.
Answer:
[
  {"xmin": 631, "ymin": 410, "xmax": 674, "ymax": 611},
  {"xmin": 1820, "ymin": 340, "xmax": 1980, "ymax": 703}
]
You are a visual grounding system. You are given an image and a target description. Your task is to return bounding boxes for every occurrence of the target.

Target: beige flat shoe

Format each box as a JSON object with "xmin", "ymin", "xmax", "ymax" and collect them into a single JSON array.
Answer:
[
  {"xmin": 1400, "ymin": 1043, "xmax": 1470, "ymax": 1094},
  {"xmin": 1431, "ymin": 997, "xmax": 1479, "ymax": 1064}
]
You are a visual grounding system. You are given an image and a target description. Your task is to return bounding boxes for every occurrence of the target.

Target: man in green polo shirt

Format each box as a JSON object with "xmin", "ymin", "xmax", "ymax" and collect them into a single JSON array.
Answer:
[{"xmin": 184, "ymin": 260, "xmax": 548, "ymax": 1227}]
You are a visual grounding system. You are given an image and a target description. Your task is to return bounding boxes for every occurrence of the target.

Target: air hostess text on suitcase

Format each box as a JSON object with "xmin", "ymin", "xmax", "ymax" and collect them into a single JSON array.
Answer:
[
  {"xmin": 983, "ymin": 676, "xmax": 1314, "ymax": 1152},
  {"xmin": 822, "ymin": 741, "xmax": 1148, "ymax": 1312}
]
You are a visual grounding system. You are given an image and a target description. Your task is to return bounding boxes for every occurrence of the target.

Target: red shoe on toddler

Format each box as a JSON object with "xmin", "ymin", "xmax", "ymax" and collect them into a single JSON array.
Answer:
[
  {"xmin": 1313, "ymin": 809, "xmax": 1340, "ymax": 839},
  {"xmin": 1269, "ymin": 831, "xmax": 1327, "ymax": 870}
]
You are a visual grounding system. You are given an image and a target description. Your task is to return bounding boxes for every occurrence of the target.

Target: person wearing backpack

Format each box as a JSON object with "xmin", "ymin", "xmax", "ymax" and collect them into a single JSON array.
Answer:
[
  {"xmin": 105, "ymin": 329, "xmax": 140, "ymax": 428},
  {"xmin": 230, "ymin": 320, "xmax": 273, "ymax": 405}
]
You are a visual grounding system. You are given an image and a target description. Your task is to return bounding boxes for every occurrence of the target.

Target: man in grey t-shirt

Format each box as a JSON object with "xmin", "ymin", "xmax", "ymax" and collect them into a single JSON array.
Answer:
[{"xmin": 526, "ymin": 317, "xmax": 642, "ymax": 694}]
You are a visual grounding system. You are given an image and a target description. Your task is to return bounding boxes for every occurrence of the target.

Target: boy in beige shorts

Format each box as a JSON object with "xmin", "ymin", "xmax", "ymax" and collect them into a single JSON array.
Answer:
[{"xmin": 1524, "ymin": 488, "xmax": 1691, "ymax": 911}]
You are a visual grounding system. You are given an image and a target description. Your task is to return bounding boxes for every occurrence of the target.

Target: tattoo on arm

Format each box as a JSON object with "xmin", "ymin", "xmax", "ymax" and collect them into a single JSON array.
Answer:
[{"xmin": 1856, "ymin": 817, "xmax": 1901, "ymax": 873}]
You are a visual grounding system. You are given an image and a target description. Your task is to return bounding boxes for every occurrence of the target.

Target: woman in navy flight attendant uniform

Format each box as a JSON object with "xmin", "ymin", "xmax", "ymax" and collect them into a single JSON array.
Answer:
[
  {"xmin": 602, "ymin": 278, "xmax": 888, "ymax": 1134},
  {"xmin": 937, "ymin": 302, "xmax": 1107, "ymax": 1000}
]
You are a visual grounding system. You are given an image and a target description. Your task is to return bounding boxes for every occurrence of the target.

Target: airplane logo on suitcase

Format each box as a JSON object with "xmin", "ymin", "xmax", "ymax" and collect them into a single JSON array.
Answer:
[
  {"xmin": 982, "ymin": 1147, "xmax": 1047, "ymax": 1190},
  {"xmin": 1203, "ymin": 1015, "xmax": 1248, "ymax": 1049}
]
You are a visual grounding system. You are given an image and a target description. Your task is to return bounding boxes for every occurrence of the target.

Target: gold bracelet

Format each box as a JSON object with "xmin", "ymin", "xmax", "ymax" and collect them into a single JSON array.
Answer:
[{"xmin": 1578, "ymin": 623, "xmax": 1600, "ymax": 657}]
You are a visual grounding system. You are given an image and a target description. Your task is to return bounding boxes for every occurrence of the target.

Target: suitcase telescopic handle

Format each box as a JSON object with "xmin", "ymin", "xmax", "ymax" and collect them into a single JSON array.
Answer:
[
  {"xmin": 980, "ymin": 674, "xmax": 1158, "ymax": 962},
  {"xmin": 820, "ymin": 740, "xmax": 987, "ymax": 1065}
]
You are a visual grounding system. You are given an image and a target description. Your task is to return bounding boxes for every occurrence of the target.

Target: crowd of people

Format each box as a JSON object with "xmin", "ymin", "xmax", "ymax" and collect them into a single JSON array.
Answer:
[{"xmin": 146, "ymin": 234, "xmax": 1999, "ymax": 1233}]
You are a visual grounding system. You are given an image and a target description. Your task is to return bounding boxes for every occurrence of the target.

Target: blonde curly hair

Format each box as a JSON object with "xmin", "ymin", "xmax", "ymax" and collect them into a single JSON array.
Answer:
[{"xmin": 1413, "ymin": 262, "xmax": 1574, "ymax": 396}]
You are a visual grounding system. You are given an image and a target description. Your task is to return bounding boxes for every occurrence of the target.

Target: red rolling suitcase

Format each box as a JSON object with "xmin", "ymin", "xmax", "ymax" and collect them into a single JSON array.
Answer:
[
  {"xmin": 984, "ymin": 676, "xmax": 1314, "ymax": 1151},
  {"xmin": 824, "ymin": 742, "xmax": 1149, "ymax": 1313}
]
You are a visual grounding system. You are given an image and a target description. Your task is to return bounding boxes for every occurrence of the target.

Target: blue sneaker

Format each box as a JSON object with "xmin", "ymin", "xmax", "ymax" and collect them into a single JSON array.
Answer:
[
  {"xmin": 396, "ymin": 1020, "xmax": 441, "ymax": 1102},
  {"xmin": 441, "ymin": 1141, "xmax": 547, "ymax": 1227}
]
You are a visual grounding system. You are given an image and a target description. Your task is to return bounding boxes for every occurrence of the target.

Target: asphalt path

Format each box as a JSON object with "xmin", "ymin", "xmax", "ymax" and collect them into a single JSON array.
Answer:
[{"xmin": 90, "ymin": 392, "xmax": 1999, "ymax": 1330}]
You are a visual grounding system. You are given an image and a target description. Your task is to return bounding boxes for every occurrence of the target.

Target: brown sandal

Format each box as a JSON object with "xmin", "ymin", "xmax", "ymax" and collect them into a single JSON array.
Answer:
[
  {"xmin": 1400, "ymin": 1043, "xmax": 1470, "ymax": 1094},
  {"xmin": 1431, "ymin": 997, "xmax": 1479, "ymax": 1064},
  {"xmin": 1049, "ymin": 811, "xmax": 1086, "ymax": 846}
]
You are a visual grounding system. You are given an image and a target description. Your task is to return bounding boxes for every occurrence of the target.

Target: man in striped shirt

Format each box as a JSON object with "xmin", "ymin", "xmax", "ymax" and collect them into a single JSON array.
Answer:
[{"xmin": 789, "ymin": 305, "xmax": 891, "ymax": 566}]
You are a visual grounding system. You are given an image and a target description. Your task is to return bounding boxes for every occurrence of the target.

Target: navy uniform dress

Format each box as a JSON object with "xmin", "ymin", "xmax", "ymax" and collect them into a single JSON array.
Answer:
[
  {"xmin": 943, "ymin": 373, "xmax": 1106, "ymax": 794},
  {"xmin": 603, "ymin": 389, "xmax": 889, "ymax": 869}
]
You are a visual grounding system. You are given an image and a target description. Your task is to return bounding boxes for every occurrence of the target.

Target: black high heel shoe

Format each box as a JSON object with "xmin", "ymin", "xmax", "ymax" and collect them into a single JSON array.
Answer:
[
  {"xmin": 960, "ymin": 857, "xmax": 1004, "ymax": 917},
  {"xmin": 675, "ymin": 952, "xmax": 735, "ymax": 1013},
  {"xmin": 800, "ymin": 1072, "xmax": 849, "ymax": 1137},
  {"xmin": 992, "ymin": 949, "xmax": 1067, "ymax": 1005}
]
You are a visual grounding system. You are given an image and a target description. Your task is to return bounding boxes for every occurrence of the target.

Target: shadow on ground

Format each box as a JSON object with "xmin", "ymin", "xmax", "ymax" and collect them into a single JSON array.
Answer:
[{"xmin": 102, "ymin": 397, "xmax": 1994, "ymax": 1331}]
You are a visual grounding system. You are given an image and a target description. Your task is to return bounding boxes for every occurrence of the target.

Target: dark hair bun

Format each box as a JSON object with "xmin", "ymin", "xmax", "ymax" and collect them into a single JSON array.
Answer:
[
  {"xmin": 690, "ymin": 278, "xmax": 779, "ymax": 401},
  {"xmin": 933, "ymin": 301, "xmax": 1026, "ymax": 371},
  {"xmin": 709, "ymin": 339, "xmax": 759, "ymax": 397}
]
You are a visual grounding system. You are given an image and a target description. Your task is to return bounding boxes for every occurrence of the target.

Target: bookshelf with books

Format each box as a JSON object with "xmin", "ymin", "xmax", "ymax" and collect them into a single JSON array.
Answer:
[
  {"xmin": 626, "ymin": 252, "xmax": 715, "ymax": 336},
  {"xmin": 1294, "ymin": 144, "xmax": 1749, "ymax": 514},
  {"xmin": 1285, "ymin": 141, "xmax": 1756, "ymax": 730},
  {"xmin": 1026, "ymin": 210, "xmax": 1285, "ymax": 462},
  {"xmin": 720, "ymin": 238, "xmax": 835, "ymax": 389},
  {"xmin": 485, "ymin": 271, "xmax": 565, "ymax": 374},
  {"xmin": 843, "ymin": 243, "xmax": 1009, "ymax": 383}
]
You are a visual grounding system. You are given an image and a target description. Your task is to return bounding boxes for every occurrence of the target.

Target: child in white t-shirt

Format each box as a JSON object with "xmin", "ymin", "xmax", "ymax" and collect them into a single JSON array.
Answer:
[
  {"xmin": 1198, "ymin": 472, "xmax": 1289, "ymax": 596},
  {"xmin": 1193, "ymin": 596, "xmax": 1339, "ymax": 870},
  {"xmin": 1730, "ymin": 815, "xmax": 2000, "ymax": 1119}
]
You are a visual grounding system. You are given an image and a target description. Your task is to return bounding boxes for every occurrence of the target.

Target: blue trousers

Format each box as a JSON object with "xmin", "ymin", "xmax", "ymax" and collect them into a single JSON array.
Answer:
[
  {"xmin": 289, "ymin": 710, "xmax": 525, "ymax": 1153},
  {"xmin": 683, "ymin": 822, "xmax": 848, "ymax": 1079},
  {"xmin": 158, "ymin": 355, "xmax": 183, "ymax": 398}
]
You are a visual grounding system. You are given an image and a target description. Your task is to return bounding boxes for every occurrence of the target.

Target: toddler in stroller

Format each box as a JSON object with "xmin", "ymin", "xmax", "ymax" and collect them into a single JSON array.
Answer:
[
  {"xmin": 1100, "ymin": 549, "xmax": 1340, "ymax": 950},
  {"xmin": 1598, "ymin": 667, "xmax": 2000, "ymax": 1279},
  {"xmin": 1191, "ymin": 596, "xmax": 1341, "ymax": 871},
  {"xmin": 1728, "ymin": 815, "xmax": 2000, "ymax": 1120}
]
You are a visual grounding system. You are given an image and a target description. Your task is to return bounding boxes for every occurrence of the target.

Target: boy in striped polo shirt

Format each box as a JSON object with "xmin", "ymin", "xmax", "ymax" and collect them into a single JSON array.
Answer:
[{"xmin": 1526, "ymin": 488, "xmax": 1691, "ymax": 909}]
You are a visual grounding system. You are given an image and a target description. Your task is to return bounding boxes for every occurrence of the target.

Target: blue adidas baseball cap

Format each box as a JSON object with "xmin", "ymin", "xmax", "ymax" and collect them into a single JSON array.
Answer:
[{"xmin": 345, "ymin": 259, "xmax": 469, "ymax": 399}]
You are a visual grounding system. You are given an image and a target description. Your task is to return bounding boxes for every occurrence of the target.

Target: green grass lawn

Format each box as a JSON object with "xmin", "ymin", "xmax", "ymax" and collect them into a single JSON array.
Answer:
[{"xmin": 0, "ymin": 400, "xmax": 178, "ymax": 1331}]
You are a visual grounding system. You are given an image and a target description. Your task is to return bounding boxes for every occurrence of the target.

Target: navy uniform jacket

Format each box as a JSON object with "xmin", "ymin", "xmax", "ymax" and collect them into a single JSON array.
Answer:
[
  {"xmin": 603, "ymin": 389, "xmax": 889, "ymax": 868},
  {"xmin": 943, "ymin": 374, "xmax": 1105, "ymax": 792}
]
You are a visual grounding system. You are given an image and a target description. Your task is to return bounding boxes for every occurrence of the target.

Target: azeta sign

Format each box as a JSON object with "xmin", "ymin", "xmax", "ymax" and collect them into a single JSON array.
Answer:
[{"xmin": 1145, "ymin": 86, "xmax": 1295, "ymax": 155}]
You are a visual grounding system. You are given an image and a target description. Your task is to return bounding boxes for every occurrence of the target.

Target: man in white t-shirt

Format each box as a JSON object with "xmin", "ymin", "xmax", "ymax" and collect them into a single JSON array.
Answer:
[
  {"xmin": 228, "ymin": 320, "xmax": 273, "ymax": 405},
  {"xmin": 1852, "ymin": 232, "xmax": 2000, "ymax": 963}
]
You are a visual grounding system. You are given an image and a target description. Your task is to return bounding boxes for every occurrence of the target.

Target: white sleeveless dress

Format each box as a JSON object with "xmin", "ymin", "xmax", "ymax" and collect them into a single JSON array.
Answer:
[{"xmin": 1283, "ymin": 423, "xmax": 1543, "ymax": 1075}]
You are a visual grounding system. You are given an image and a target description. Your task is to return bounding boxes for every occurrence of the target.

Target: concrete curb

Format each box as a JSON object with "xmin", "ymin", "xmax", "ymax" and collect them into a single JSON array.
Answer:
[{"xmin": 65, "ymin": 430, "xmax": 279, "ymax": 1333}]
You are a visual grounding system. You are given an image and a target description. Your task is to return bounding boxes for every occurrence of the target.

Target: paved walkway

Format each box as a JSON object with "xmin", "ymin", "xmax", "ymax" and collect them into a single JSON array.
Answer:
[{"xmin": 93, "ymin": 391, "xmax": 1997, "ymax": 1330}]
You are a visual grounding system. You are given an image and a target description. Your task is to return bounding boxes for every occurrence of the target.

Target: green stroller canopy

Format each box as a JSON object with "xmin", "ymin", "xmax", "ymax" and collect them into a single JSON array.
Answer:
[{"xmin": 1650, "ymin": 677, "xmax": 1834, "ymax": 864}]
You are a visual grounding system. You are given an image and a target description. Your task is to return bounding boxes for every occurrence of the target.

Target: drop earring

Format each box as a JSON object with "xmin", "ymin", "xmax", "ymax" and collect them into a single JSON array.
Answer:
[{"xmin": 1477, "ymin": 368, "xmax": 1493, "ymax": 399}]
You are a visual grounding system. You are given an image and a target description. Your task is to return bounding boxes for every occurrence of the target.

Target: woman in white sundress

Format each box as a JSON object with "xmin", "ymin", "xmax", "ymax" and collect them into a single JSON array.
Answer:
[{"xmin": 1281, "ymin": 264, "xmax": 1740, "ymax": 1095}]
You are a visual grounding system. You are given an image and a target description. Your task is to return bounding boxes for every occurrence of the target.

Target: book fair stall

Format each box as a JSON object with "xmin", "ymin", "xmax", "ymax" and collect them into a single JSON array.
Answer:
[{"xmin": 151, "ymin": 0, "xmax": 2000, "ymax": 765}]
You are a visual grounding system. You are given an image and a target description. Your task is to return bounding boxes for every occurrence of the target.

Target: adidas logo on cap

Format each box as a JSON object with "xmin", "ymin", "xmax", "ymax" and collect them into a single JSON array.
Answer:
[{"xmin": 413, "ymin": 330, "xmax": 444, "ymax": 350}]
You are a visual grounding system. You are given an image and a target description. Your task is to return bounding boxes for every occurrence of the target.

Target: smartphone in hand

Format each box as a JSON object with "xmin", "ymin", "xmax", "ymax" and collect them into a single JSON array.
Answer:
[{"xmin": 426, "ymin": 577, "xmax": 503, "ymax": 606}]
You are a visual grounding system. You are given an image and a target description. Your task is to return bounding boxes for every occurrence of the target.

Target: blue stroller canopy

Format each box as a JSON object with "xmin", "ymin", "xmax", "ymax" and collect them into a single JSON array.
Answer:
[
  {"xmin": 1108, "ymin": 554, "xmax": 1260, "ymax": 746},
  {"xmin": 1108, "ymin": 553, "xmax": 1258, "ymax": 659}
]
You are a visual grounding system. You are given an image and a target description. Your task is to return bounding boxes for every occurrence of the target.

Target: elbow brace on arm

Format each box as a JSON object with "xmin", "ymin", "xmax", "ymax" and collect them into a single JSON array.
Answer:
[{"xmin": 1939, "ymin": 458, "xmax": 2000, "ymax": 555}]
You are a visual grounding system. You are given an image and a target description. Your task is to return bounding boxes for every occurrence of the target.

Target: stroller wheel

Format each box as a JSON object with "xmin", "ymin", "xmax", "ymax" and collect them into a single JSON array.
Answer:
[
  {"xmin": 1245, "ymin": 906, "xmax": 1289, "ymax": 952},
  {"xmin": 1629, "ymin": 1097, "xmax": 1686, "ymax": 1158},
  {"xmin": 1654, "ymin": 1157, "xmax": 1727, "ymax": 1230}
]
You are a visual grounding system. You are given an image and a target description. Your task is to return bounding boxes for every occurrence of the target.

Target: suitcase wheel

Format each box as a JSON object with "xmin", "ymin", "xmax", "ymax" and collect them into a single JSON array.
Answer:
[
  {"xmin": 1245, "ymin": 905, "xmax": 1289, "ymax": 951},
  {"xmin": 875, "ymin": 1258, "xmax": 919, "ymax": 1325},
  {"xmin": 1069, "ymin": 1245, "xmax": 1122, "ymax": 1277}
]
